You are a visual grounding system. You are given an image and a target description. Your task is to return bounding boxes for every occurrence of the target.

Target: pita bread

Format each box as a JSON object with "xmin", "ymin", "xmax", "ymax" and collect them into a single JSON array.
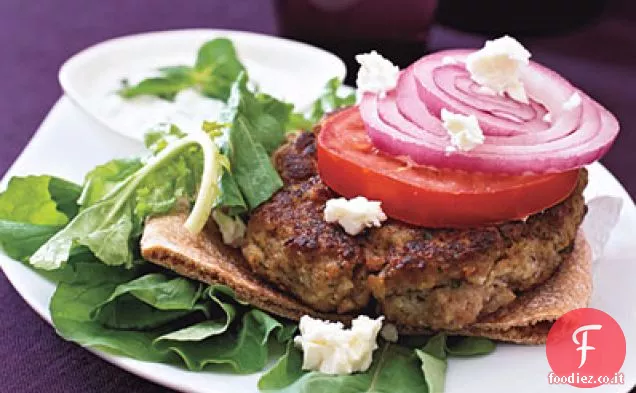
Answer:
[{"xmin": 141, "ymin": 213, "xmax": 592, "ymax": 344}]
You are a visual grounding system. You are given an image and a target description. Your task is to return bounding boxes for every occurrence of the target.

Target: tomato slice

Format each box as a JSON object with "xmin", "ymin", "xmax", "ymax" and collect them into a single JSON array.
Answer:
[{"xmin": 317, "ymin": 106, "xmax": 580, "ymax": 228}]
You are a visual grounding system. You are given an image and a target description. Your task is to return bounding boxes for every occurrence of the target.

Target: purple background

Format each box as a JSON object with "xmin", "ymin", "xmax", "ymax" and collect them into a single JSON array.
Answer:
[{"xmin": 1, "ymin": 1, "xmax": 635, "ymax": 392}]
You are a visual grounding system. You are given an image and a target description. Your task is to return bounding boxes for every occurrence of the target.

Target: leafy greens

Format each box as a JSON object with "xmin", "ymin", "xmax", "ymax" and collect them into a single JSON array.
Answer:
[
  {"xmin": 119, "ymin": 38, "xmax": 245, "ymax": 102},
  {"xmin": 259, "ymin": 333, "xmax": 495, "ymax": 393},
  {"xmin": 50, "ymin": 257, "xmax": 294, "ymax": 371}
]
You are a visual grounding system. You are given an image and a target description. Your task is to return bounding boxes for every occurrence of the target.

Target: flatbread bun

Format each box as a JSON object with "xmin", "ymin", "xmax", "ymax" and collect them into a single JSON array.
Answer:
[{"xmin": 141, "ymin": 213, "xmax": 592, "ymax": 344}]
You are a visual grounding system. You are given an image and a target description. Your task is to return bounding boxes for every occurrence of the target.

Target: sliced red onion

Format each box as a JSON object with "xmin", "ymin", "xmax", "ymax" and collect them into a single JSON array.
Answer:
[{"xmin": 360, "ymin": 49, "xmax": 620, "ymax": 174}]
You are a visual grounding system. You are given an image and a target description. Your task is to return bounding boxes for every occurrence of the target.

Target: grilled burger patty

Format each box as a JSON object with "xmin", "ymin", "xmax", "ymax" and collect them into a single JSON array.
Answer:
[{"xmin": 241, "ymin": 131, "xmax": 587, "ymax": 330}]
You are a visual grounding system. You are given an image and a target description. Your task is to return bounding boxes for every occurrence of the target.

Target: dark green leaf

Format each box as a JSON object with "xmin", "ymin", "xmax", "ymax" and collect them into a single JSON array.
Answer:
[
  {"xmin": 259, "ymin": 342, "xmax": 429, "ymax": 393},
  {"xmin": 50, "ymin": 273, "xmax": 174, "ymax": 362},
  {"xmin": 193, "ymin": 38, "xmax": 246, "ymax": 101},
  {"xmin": 422, "ymin": 333, "xmax": 448, "ymax": 360},
  {"xmin": 119, "ymin": 77, "xmax": 190, "ymax": 101},
  {"xmin": 96, "ymin": 273, "xmax": 201, "ymax": 311},
  {"xmin": 219, "ymin": 74, "xmax": 285, "ymax": 210},
  {"xmin": 47, "ymin": 177, "xmax": 82, "ymax": 218},
  {"xmin": 445, "ymin": 336, "xmax": 496, "ymax": 356},
  {"xmin": 216, "ymin": 170, "xmax": 248, "ymax": 215},
  {"xmin": 229, "ymin": 117, "xmax": 283, "ymax": 209},
  {"xmin": 0, "ymin": 220, "xmax": 60, "ymax": 260}
]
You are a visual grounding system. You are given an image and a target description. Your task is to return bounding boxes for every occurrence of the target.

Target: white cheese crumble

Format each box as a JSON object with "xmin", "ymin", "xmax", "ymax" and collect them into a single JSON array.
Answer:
[
  {"xmin": 294, "ymin": 315, "xmax": 384, "ymax": 375},
  {"xmin": 441, "ymin": 109, "xmax": 485, "ymax": 152},
  {"xmin": 563, "ymin": 92, "xmax": 582, "ymax": 110},
  {"xmin": 355, "ymin": 51, "xmax": 400, "ymax": 98},
  {"xmin": 465, "ymin": 36, "xmax": 532, "ymax": 104},
  {"xmin": 212, "ymin": 210, "xmax": 246, "ymax": 247},
  {"xmin": 543, "ymin": 112, "xmax": 552, "ymax": 123},
  {"xmin": 324, "ymin": 196, "xmax": 387, "ymax": 235}
]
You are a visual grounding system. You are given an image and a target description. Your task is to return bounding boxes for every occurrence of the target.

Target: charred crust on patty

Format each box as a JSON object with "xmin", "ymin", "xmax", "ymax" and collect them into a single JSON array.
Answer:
[
  {"xmin": 243, "ymin": 132, "xmax": 588, "ymax": 330},
  {"xmin": 272, "ymin": 131, "xmax": 317, "ymax": 184}
]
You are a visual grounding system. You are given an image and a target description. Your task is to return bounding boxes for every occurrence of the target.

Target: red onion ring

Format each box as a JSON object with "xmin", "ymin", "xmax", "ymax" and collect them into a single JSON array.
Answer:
[{"xmin": 359, "ymin": 49, "xmax": 620, "ymax": 174}]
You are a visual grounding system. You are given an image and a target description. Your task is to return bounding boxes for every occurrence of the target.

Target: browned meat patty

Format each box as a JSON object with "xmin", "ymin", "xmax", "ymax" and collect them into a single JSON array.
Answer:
[{"xmin": 242, "ymin": 131, "xmax": 587, "ymax": 330}]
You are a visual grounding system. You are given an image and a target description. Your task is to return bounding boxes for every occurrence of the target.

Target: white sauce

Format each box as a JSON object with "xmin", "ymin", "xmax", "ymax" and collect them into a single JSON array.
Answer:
[{"xmin": 95, "ymin": 70, "xmax": 224, "ymax": 140}]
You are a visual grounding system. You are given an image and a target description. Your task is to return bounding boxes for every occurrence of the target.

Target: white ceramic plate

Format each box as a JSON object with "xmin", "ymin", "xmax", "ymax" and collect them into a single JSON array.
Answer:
[
  {"xmin": 1, "ymin": 98, "xmax": 635, "ymax": 393},
  {"xmin": 59, "ymin": 29, "xmax": 346, "ymax": 141}
]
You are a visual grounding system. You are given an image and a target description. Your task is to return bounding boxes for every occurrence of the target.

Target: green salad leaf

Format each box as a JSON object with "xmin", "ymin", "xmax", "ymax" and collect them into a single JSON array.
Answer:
[
  {"xmin": 258, "ymin": 334, "xmax": 496, "ymax": 393},
  {"xmin": 0, "ymin": 175, "xmax": 82, "ymax": 260},
  {"xmin": 50, "ymin": 260, "xmax": 292, "ymax": 372},
  {"xmin": 0, "ymin": 221, "xmax": 61, "ymax": 261},
  {"xmin": 30, "ymin": 131, "xmax": 224, "ymax": 270},
  {"xmin": 0, "ymin": 176, "xmax": 77, "ymax": 226},
  {"xmin": 79, "ymin": 158, "xmax": 143, "ymax": 207},
  {"xmin": 444, "ymin": 336, "xmax": 497, "ymax": 356},
  {"xmin": 416, "ymin": 334, "xmax": 449, "ymax": 393},
  {"xmin": 259, "ymin": 341, "xmax": 429, "ymax": 393},
  {"xmin": 119, "ymin": 38, "xmax": 245, "ymax": 102},
  {"xmin": 216, "ymin": 73, "xmax": 287, "ymax": 211}
]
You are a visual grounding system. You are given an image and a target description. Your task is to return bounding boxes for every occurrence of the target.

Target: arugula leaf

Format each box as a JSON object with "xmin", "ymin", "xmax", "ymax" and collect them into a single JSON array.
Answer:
[
  {"xmin": 79, "ymin": 158, "xmax": 143, "ymax": 207},
  {"xmin": 259, "ymin": 341, "xmax": 429, "ymax": 393},
  {"xmin": 119, "ymin": 38, "xmax": 245, "ymax": 102},
  {"xmin": 218, "ymin": 74, "xmax": 286, "ymax": 210},
  {"xmin": 30, "ymin": 132, "xmax": 223, "ymax": 270}
]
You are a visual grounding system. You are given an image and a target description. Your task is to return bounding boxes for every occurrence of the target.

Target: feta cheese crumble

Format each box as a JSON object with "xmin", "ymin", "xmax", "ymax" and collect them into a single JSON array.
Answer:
[
  {"xmin": 212, "ymin": 210, "xmax": 246, "ymax": 247},
  {"xmin": 324, "ymin": 196, "xmax": 387, "ymax": 235},
  {"xmin": 441, "ymin": 109, "xmax": 485, "ymax": 152},
  {"xmin": 355, "ymin": 51, "xmax": 400, "ymax": 98},
  {"xmin": 563, "ymin": 92, "xmax": 582, "ymax": 110},
  {"xmin": 465, "ymin": 36, "xmax": 532, "ymax": 104},
  {"xmin": 294, "ymin": 315, "xmax": 384, "ymax": 375}
]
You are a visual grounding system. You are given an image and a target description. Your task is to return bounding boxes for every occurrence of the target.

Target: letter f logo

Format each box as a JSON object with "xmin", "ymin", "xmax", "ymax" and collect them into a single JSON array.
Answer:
[{"xmin": 572, "ymin": 324, "xmax": 602, "ymax": 368}]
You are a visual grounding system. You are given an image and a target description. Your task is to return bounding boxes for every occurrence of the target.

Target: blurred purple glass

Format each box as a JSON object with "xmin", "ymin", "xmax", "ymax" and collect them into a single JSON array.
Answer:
[{"xmin": 275, "ymin": 0, "xmax": 438, "ymax": 84}]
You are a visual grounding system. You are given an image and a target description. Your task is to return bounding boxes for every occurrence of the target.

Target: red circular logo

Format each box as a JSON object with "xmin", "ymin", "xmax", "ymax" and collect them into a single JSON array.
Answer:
[{"xmin": 546, "ymin": 308, "xmax": 626, "ymax": 388}]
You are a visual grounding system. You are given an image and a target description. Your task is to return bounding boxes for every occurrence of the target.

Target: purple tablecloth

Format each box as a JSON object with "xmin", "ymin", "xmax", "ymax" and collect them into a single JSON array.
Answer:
[{"xmin": 1, "ymin": 1, "xmax": 635, "ymax": 392}]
